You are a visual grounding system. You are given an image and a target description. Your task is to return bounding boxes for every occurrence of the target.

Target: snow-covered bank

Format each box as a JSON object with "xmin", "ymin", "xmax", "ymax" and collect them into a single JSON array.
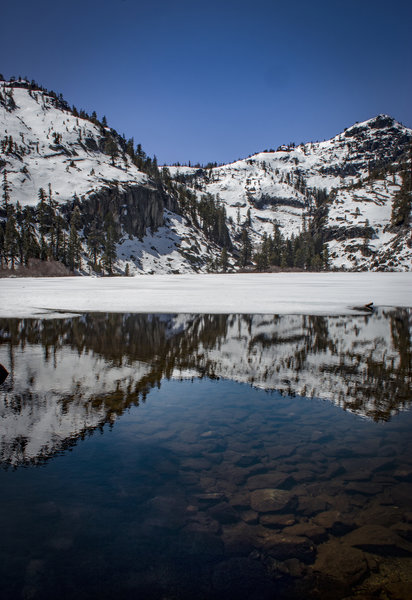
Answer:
[{"xmin": 0, "ymin": 273, "xmax": 411, "ymax": 318}]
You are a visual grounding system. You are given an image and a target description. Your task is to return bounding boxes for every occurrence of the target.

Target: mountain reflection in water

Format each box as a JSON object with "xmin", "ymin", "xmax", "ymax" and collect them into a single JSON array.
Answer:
[
  {"xmin": 0, "ymin": 309, "xmax": 410, "ymax": 467},
  {"xmin": 1, "ymin": 310, "xmax": 412, "ymax": 600}
]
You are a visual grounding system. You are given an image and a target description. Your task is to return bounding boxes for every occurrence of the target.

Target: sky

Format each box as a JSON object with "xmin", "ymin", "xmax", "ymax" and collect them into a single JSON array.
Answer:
[{"xmin": 2, "ymin": 0, "xmax": 412, "ymax": 165}]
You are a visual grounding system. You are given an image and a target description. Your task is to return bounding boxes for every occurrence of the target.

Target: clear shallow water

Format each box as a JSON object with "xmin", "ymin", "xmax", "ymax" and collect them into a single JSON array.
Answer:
[{"xmin": 0, "ymin": 310, "xmax": 411, "ymax": 600}]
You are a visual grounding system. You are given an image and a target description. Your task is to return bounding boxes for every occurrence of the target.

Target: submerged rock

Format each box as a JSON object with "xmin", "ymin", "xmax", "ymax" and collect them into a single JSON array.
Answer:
[
  {"xmin": 250, "ymin": 489, "xmax": 295, "ymax": 513},
  {"xmin": 246, "ymin": 472, "xmax": 294, "ymax": 491},
  {"xmin": 208, "ymin": 501, "xmax": 239, "ymax": 524},
  {"xmin": 312, "ymin": 509, "xmax": 355, "ymax": 535},
  {"xmin": 259, "ymin": 513, "xmax": 296, "ymax": 528},
  {"xmin": 262, "ymin": 533, "xmax": 316, "ymax": 563},
  {"xmin": 313, "ymin": 539, "xmax": 368, "ymax": 586},
  {"xmin": 343, "ymin": 525, "xmax": 412, "ymax": 556},
  {"xmin": 282, "ymin": 521, "xmax": 328, "ymax": 544}
]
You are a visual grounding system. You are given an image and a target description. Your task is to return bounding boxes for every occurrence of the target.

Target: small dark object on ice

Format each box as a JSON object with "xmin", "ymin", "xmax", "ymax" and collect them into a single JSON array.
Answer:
[
  {"xmin": 0, "ymin": 363, "xmax": 8, "ymax": 384},
  {"xmin": 353, "ymin": 302, "xmax": 374, "ymax": 313}
]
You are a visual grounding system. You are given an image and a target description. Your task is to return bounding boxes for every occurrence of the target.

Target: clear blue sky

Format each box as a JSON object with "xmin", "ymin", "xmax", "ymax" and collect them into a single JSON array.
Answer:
[{"xmin": 3, "ymin": 0, "xmax": 412, "ymax": 165}]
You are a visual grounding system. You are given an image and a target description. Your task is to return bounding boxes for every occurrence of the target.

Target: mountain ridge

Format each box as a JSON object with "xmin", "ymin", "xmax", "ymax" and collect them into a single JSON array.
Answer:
[{"xmin": 1, "ymin": 78, "xmax": 411, "ymax": 273}]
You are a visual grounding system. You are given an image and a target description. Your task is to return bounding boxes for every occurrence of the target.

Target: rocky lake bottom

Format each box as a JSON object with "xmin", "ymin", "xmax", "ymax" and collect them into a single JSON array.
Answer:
[{"xmin": 0, "ymin": 310, "xmax": 411, "ymax": 599}]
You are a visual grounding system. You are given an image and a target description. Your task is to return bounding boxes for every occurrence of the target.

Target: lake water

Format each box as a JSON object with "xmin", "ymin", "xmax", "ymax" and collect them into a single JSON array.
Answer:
[{"xmin": 0, "ymin": 310, "xmax": 411, "ymax": 599}]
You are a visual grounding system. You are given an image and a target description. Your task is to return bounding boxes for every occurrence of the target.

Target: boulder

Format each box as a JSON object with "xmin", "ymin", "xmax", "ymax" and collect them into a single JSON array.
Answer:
[
  {"xmin": 282, "ymin": 522, "xmax": 327, "ymax": 544},
  {"xmin": 250, "ymin": 489, "xmax": 295, "ymax": 513},
  {"xmin": 313, "ymin": 539, "xmax": 368, "ymax": 586},
  {"xmin": 246, "ymin": 472, "xmax": 294, "ymax": 491},
  {"xmin": 343, "ymin": 525, "xmax": 412, "ymax": 556},
  {"xmin": 262, "ymin": 533, "xmax": 315, "ymax": 563},
  {"xmin": 260, "ymin": 514, "xmax": 296, "ymax": 528},
  {"xmin": 313, "ymin": 509, "xmax": 355, "ymax": 534},
  {"xmin": 208, "ymin": 502, "xmax": 239, "ymax": 524}
]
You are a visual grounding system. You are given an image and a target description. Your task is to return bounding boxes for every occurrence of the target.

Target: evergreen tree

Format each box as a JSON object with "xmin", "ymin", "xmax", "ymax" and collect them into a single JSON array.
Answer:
[
  {"xmin": 254, "ymin": 232, "xmax": 270, "ymax": 271},
  {"xmin": 67, "ymin": 207, "xmax": 82, "ymax": 270},
  {"xmin": 0, "ymin": 226, "xmax": 4, "ymax": 268},
  {"xmin": 3, "ymin": 205, "xmax": 19, "ymax": 268},
  {"xmin": 239, "ymin": 227, "xmax": 252, "ymax": 267},
  {"xmin": 102, "ymin": 215, "xmax": 116, "ymax": 274},
  {"xmin": 87, "ymin": 219, "xmax": 103, "ymax": 269},
  {"xmin": 322, "ymin": 243, "xmax": 330, "ymax": 271},
  {"xmin": 391, "ymin": 170, "xmax": 411, "ymax": 228},
  {"xmin": 2, "ymin": 170, "xmax": 11, "ymax": 211},
  {"xmin": 47, "ymin": 184, "xmax": 58, "ymax": 259},
  {"xmin": 21, "ymin": 206, "xmax": 40, "ymax": 265},
  {"xmin": 37, "ymin": 188, "xmax": 48, "ymax": 260},
  {"xmin": 220, "ymin": 247, "xmax": 229, "ymax": 272},
  {"xmin": 104, "ymin": 136, "xmax": 118, "ymax": 166},
  {"xmin": 246, "ymin": 208, "xmax": 252, "ymax": 227},
  {"xmin": 126, "ymin": 138, "xmax": 135, "ymax": 159},
  {"xmin": 53, "ymin": 211, "xmax": 67, "ymax": 263}
]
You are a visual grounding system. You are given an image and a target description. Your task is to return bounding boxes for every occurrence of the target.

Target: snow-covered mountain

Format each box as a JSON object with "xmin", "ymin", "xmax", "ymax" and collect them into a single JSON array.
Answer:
[
  {"xmin": 0, "ymin": 82, "xmax": 146, "ymax": 204},
  {"xmin": 1, "ymin": 78, "xmax": 411, "ymax": 273},
  {"xmin": 168, "ymin": 115, "xmax": 412, "ymax": 270},
  {"xmin": 0, "ymin": 80, "xmax": 230, "ymax": 274}
]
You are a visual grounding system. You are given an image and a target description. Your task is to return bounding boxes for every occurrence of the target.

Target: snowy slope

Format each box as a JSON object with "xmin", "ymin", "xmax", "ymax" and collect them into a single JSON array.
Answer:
[
  {"xmin": 168, "ymin": 115, "xmax": 412, "ymax": 270},
  {"xmin": 115, "ymin": 209, "xmax": 235, "ymax": 274},
  {"xmin": 0, "ymin": 81, "xmax": 232, "ymax": 274},
  {"xmin": 0, "ymin": 81, "xmax": 146, "ymax": 205},
  {"xmin": 326, "ymin": 174, "xmax": 411, "ymax": 270}
]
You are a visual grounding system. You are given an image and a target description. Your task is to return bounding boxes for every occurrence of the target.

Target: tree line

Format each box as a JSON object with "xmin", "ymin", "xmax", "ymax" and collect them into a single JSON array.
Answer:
[
  {"xmin": 253, "ymin": 189, "xmax": 331, "ymax": 271},
  {"xmin": 0, "ymin": 173, "xmax": 118, "ymax": 274}
]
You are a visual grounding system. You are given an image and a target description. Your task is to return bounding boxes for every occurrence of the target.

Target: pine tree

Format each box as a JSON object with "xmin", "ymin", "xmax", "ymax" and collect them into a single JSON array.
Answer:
[
  {"xmin": 3, "ymin": 205, "xmax": 19, "ymax": 268},
  {"xmin": 47, "ymin": 184, "xmax": 58, "ymax": 259},
  {"xmin": 102, "ymin": 215, "xmax": 116, "ymax": 274},
  {"xmin": 104, "ymin": 136, "xmax": 118, "ymax": 166},
  {"xmin": 246, "ymin": 208, "xmax": 252, "ymax": 227},
  {"xmin": 37, "ymin": 188, "xmax": 48, "ymax": 260},
  {"xmin": 322, "ymin": 243, "xmax": 330, "ymax": 271},
  {"xmin": 126, "ymin": 138, "xmax": 135, "ymax": 159},
  {"xmin": 220, "ymin": 247, "xmax": 229, "ymax": 272},
  {"xmin": 21, "ymin": 206, "xmax": 40, "ymax": 265},
  {"xmin": 0, "ymin": 226, "xmax": 4, "ymax": 268},
  {"xmin": 67, "ymin": 207, "xmax": 82, "ymax": 271},
  {"xmin": 54, "ymin": 211, "xmax": 66, "ymax": 263},
  {"xmin": 87, "ymin": 219, "xmax": 103, "ymax": 269},
  {"xmin": 2, "ymin": 170, "xmax": 10, "ymax": 211},
  {"xmin": 391, "ymin": 170, "xmax": 411, "ymax": 228},
  {"xmin": 239, "ymin": 227, "xmax": 252, "ymax": 267}
]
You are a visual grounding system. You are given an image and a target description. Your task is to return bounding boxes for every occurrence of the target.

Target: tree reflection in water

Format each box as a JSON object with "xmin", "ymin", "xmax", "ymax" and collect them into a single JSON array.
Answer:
[{"xmin": 0, "ymin": 308, "xmax": 411, "ymax": 466}]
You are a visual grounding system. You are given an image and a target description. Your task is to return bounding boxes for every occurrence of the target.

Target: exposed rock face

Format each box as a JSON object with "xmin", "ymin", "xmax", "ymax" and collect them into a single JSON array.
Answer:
[{"xmin": 80, "ymin": 182, "xmax": 178, "ymax": 239}]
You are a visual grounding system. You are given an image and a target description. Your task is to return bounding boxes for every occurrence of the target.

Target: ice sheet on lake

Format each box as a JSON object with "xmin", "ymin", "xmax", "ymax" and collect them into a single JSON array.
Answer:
[{"xmin": 0, "ymin": 272, "xmax": 411, "ymax": 318}]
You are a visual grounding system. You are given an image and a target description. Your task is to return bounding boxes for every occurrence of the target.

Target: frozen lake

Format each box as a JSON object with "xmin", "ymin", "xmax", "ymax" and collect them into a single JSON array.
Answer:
[{"xmin": 0, "ymin": 272, "xmax": 411, "ymax": 318}]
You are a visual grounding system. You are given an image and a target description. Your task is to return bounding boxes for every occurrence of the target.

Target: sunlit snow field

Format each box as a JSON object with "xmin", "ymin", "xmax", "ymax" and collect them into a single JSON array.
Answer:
[{"xmin": 0, "ymin": 272, "xmax": 411, "ymax": 318}]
